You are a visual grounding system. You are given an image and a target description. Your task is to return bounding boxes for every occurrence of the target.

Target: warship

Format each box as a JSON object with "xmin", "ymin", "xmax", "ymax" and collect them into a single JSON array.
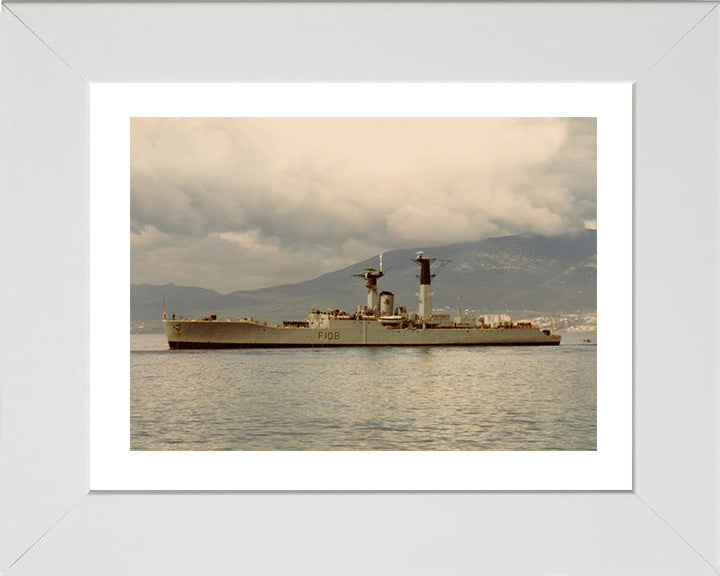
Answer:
[{"xmin": 162, "ymin": 252, "xmax": 561, "ymax": 349}]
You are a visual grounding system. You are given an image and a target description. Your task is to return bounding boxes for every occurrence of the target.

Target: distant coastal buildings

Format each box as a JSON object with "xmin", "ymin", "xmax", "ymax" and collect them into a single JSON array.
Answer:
[
  {"xmin": 524, "ymin": 312, "xmax": 597, "ymax": 332},
  {"xmin": 478, "ymin": 313, "xmax": 512, "ymax": 326}
]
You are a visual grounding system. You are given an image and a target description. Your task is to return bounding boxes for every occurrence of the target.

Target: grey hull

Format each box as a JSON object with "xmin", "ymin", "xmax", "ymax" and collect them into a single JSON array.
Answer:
[{"xmin": 163, "ymin": 318, "xmax": 561, "ymax": 349}]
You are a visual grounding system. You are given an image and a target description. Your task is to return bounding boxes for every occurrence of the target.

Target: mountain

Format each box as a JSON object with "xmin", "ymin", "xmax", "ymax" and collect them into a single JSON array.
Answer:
[{"xmin": 132, "ymin": 231, "xmax": 596, "ymax": 332}]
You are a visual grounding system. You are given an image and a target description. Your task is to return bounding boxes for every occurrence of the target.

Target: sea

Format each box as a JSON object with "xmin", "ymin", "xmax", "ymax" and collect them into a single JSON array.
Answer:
[{"xmin": 130, "ymin": 331, "xmax": 597, "ymax": 451}]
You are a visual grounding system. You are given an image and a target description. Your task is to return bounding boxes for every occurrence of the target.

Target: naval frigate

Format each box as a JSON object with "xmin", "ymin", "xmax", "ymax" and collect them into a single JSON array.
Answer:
[{"xmin": 162, "ymin": 252, "xmax": 561, "ymax": 349}]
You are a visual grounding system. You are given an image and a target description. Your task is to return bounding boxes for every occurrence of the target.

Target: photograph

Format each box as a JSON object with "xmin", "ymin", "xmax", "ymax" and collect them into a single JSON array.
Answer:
[{"xmin": 130, "ymin": 117, "xmax": 597, "ymax": 452}]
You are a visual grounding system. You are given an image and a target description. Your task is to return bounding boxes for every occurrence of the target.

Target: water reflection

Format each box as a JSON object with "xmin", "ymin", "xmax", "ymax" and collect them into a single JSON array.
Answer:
[{"xmin": 131, "ymin": 333, "xmax": 596, "ymax": 451}]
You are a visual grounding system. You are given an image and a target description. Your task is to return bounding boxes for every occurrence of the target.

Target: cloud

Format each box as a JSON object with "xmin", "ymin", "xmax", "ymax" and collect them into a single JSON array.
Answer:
[{"xmin": 131, "ymin": 117, "xmax": 596, "ymax": 292}]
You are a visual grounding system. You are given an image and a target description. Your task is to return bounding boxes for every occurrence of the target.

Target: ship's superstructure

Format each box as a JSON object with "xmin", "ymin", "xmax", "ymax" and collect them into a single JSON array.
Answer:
[
  {"xmin": 162, "ymin": 252, "xmax": 562, "ymax": 349},
  {"xmin": 353, "ymin": 254, "xmax": 385, "ymax": 315}
]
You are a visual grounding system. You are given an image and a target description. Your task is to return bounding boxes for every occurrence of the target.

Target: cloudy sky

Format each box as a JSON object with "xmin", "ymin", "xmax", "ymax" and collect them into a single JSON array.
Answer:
[{"xmin": 131, "ymin": 117, "xmax": 596, "ymax": 293}]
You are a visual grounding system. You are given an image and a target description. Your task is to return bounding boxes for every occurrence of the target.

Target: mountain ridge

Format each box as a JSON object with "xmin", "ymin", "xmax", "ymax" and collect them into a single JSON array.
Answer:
[{"xmin": 132, "ymin": 231, "xmax": 596, "ymax": 331}]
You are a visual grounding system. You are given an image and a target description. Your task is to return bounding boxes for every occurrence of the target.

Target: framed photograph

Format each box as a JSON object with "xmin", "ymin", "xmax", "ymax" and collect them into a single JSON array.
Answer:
[
  {"xmin": 90, "ymin": 83, "xmax": 630, "ymax": 491},
  {"xmin": 2, "ymin": 2, "xmax": 718, "ymax": 574}
]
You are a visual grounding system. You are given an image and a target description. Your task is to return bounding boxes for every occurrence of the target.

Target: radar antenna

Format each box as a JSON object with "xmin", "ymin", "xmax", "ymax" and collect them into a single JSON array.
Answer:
[
  {"xmin": 353, "ymin": 254, "xmax": 385, "ymax": 314},
  {"xmin": 352, "ymin": 267, "xmax": 384, "ymax": 286}
]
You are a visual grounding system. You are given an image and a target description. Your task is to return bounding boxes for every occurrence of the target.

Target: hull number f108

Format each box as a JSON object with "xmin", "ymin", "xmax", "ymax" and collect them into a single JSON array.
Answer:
[{"xmin": 318, "ymin": 331, "xmax": 341, "ymax": 340}]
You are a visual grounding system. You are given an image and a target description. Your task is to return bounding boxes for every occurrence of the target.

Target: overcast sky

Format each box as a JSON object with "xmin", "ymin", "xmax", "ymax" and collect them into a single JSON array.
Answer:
[{"xmin": 131, "ymin": 117, "xmax": 596, "ymax": 293}]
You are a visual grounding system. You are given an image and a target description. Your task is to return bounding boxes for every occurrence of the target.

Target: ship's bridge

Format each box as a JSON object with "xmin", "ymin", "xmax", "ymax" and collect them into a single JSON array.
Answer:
[{"xmin": 305, "ymin": 309, "xmax": 350, "ymax": 329}]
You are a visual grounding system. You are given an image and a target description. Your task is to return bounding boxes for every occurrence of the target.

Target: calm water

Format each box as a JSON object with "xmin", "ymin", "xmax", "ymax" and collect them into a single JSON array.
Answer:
[{"xmin": 131, "ymin": 332, "xmax": 596, "ymax": 451}]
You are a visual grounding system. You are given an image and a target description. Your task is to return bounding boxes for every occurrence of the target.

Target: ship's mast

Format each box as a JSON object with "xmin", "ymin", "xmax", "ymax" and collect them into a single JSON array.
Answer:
[
  {"xmin": 414, "ymin": 251, "xmax": 434, "ymax": 322},
  {"xmin": 354, "ymin": 254, "xmax": 384, "ymax": 314},
  {"xmin": 413, "ymin": 252, "xmax": 451, "ymax": 323}
]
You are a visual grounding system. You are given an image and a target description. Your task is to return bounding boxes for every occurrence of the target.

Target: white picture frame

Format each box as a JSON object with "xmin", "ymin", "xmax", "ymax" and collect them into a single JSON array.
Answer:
[{"xmin": 1, "ymin": 2, "xmax": 718, "ymax": 574}]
